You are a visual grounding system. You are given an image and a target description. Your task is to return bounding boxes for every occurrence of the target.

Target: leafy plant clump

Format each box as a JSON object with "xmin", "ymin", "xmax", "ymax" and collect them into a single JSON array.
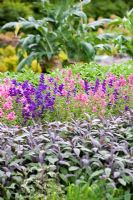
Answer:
[
  {"xmin": 2, "ymin": 0, "xmax": 96, "ymax": 71},
  {"xmin": 0, "ymin": 112, "xmax": 133, "ymax": 199},
  {"xmin": 87, "ymin": 9, "xmax": 133, "ymax": 57},
  {"xmin": 51, "ymin": 60, "xmax": 133, "ymax": 82},
  {"xmin": 0, "ymin": 61, "xmax": 132, "ymax": 82}
]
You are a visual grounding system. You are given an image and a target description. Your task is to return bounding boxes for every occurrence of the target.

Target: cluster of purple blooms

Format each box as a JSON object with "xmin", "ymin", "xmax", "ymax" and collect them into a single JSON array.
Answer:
[{"xmin": 8, "ymin": 72, "xmax": 132, "ymax": 124}]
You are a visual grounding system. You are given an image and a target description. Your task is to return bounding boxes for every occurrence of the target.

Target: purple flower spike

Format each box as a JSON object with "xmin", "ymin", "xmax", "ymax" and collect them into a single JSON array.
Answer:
[
  {"xmin": 102, "ymin": 80, "xmax": 106, "ymax": 93},
  {"xmin": 84, "ymin": 80, "xmax": 90, "ymax": 94},
  {"xmin": 94, "ymin": 78, "xmax": 100, "ymax": 93},
  {"xmin": 113, "ymin": 89, "xmax": 119, "ymax": 100},
  {"xmin": 58, "ymin": 84, "xmax": 64, "ymax": 95},
  {"xmin": 125, "ymin": 106, "xmax": 129, "ymax": 111},
  {"xmin": 40, "ymin": 73, "xmax": 45, "ymax": 84}
]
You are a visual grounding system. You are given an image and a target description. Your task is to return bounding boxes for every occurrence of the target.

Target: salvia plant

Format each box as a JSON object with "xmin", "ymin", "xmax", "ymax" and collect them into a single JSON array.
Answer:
[
  {"xmin": 0, "ymin": 112, "xmax": 133, "ymax": 199},
  {"xmin": 0, "ymin": 71, "xmax": 133, "ymax": 125}
]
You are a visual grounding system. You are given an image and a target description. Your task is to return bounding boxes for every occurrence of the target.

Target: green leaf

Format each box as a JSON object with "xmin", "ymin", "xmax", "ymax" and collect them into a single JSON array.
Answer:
[
  {"xmin": 2, "ymin": 22, "xmax": 18, "ymax": 29},
  {"xmin": 88, "ymin": 19, "xmax": 112, "ymax": 29},
  {"xmin": 17, "ymin": 53, "xmax": 36, "ymax": 71},
  {"xmin": 118, "ymin": 178, "xmax": 127, "ymax": 186},
  {"xmin": 69, "ymin": 166, "xmax": 79, "ymax": 171},
  {"xmin": 124, "ymin": 190, "xmax": 131, "ymax": 200},
  {"xmin": 73, "ymin": 11, "xmax": 87, "ymax": 20},
  {"xmin": 105, "ymin": 168, "xmax": 111, "ymax": 177},
  {"xmin": 89, "ymin": 169, "xmax": 104, "ymax": 180},
  {"xmin": 0, "ymin": 170, "xmax": 5, "ymax": 177},
  {"xmin": 81, "ymin": 42, "xmax": 95, "ymax": 60},
  {"xmin": 59, "ymin": 174, "xmax": 68, "ymax": 183},
  {"xmin": 47, "ymin": 157, "xmax": 58, "ymax": 164},
  {"xmin": 81, "ymin": 0, "xmax": 91, "ymax": 5},
  {"xmin": 73, "ymin": 148, "xmax": 80, "ymax": 157}
]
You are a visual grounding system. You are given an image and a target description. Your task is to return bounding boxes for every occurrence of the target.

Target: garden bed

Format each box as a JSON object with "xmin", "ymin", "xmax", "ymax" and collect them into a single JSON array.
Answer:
[
  {"xmin": 0, "ymin": 112, "xmax": 133, "ymax": 199},
  {"xmin": 0, "ymin": 1, "xmax": 133, "ymax": 199}
]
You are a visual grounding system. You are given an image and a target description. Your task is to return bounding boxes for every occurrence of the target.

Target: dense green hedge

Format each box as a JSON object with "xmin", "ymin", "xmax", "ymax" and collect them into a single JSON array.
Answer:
[
  {"xmin": 0, "ymin": 1, "xmax": 33, "ymax": 27},
  {"xmin": 86, "ymin": 0, "xmax": 133, "ymax": 19},
  {"xmin": 21, "ymin": 0, "xmax": 133, "ymax": 19}
]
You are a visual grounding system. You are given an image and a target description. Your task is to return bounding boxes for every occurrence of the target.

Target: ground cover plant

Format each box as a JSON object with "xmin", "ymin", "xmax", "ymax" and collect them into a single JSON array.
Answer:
[{"xmin": 0, "ymin": 112, "xmax": 133, "ymax": 199}]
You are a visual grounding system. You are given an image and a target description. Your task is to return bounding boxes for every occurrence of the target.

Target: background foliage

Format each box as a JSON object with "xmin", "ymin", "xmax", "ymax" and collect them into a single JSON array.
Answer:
[
  {"xmin": 0, "ymin": 0, "xmax": 33, "ymax": 27},
  {"xmin": 0, "ymin": 0, "xmax": 132, "ymax": 27}
]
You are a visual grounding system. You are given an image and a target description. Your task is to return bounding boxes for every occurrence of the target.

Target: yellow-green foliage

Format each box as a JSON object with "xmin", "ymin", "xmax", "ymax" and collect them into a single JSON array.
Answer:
[
  {"xmin": 31, "ymin": 60, "xmax": 42, "ymax": 73},
  {"xmin": 0, "ymin": 45, "xmax": 18, "ymax": 72},
  {"xmin": 0, "ymin": 45, "xmax": 42, "ymax": 73}
]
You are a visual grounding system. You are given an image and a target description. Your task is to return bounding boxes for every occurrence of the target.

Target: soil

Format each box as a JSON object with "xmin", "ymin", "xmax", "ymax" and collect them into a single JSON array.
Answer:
[{"xmin": 95, "ymin": 54, "xmax": 131, "ymax": 65}]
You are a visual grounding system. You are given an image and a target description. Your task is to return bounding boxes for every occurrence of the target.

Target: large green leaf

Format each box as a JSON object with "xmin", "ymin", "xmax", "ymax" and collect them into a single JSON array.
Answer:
[
  {"xmin": 80, "ymin": 42, "xmax": 95, "ymax": 60},
  {"xmin": 17, "ymin": 53, "xmax": 37, "ymax": 71},
  {"xmin": 88, "ymin": 19, "xmax": 112, "ymax": 29},
  {"xmin": 2, "ymin": 22, "xmax": 18, "ymax": 29}
]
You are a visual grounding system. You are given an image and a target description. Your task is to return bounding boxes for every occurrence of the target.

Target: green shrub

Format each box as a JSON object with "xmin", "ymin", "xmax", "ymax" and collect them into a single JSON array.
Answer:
[
  {"xmin": 3, "ymin": 0, "xmax": 96, "ymax": 71},
  {"xmin": 21, "ymin": 0, "xmax": 133, "ymax": 19},
  {"xmin": 51, "ymin": 60, "xmax": 133, "ymax": 82},
  {"xmin": 0, "ymin": 60, "xmax": 132, "ymax": 84},
  {"xmin": 87, "ymin": 8, "xmax": 133, "ymax": 57},
  {"xmin": 65, "ymin": 182, "xmax": 132, "ymax": 200},
  {"xmin": 85, "ymin": 0, "xmax": 132, "ymax": 19},
  {"xmin": 0, "ymin": 1, "xmax": 33, "ymax": 27},
  {"xmin": 43, "ymin": 181, "xmax": 132, "ymax": 200}
]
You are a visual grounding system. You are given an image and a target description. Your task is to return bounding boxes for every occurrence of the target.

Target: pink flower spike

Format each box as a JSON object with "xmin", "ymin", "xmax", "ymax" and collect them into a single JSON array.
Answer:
[
  {"xmin": 62, "ymin": 89, "xmax": 67, "ymax": 96},
  {"xmin": 67, "ymin": 70, "xmax": 72, "ymax": 78},
  {"xmin": 55, "ymin": 76, "xmax": 60, "ymax": 82},
  {"xmin": 92, "ymin": 106, "xmax": 97, "ymax": 113},
  {"xmin": 0, "ymin": 108, "xmax": 3, "ymax": 118},
  {"xmin": 79, "ymin": 79, "xmax": 85, "ymax": 89},
  {"xmin": 4, "ymin": 78, "xmax": 10, "ymax": 85},
  {"xmin": 128, "ymin": 74, "xmax": 133, "ymax": 85},
  {"xmin": 119, "ymin": 75, "xmax": 126, "ymax": 86},
  {"xmin": 3, "ymin": 102, "xmax": 13, "ymax": 110},
  {"xmin": 76, "ymin": 73, "xmax": 80, "ymax": 79},
  {"xmin": 7, "ymin": 111, "xmax": 16, "ymax": 121}
]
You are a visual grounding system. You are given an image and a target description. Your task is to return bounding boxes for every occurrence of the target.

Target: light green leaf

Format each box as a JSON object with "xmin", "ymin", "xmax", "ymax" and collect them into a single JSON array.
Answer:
[
  {"xmin": 118, "ymin": 178, "xmax": 127, "ymax": 186},
  {"xmin": 69, "ymin": 166, "xmax": 79, "ymax": 171}
]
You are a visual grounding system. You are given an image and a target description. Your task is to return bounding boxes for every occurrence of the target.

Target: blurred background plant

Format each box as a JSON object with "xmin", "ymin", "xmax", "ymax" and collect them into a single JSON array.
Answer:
[
  {"xmin": 85, "ymin": 0, "xmax": 132, "ymax": 19},
  {"xmin": 3, "ymin": 0, "xmax": 96, "ymax": 71},
  {"xmin": 0, "ymin": 0, "xmax": 33, "ymax": 27},
  {"xmin": 0, "ymin": 0, "xmax": 133, "ymax": 73},
  {"xmin": 87, "ymin": 8, "xmax": 133, "ymax": 57},
  {"xmin": 0, "ymin": 45, "xmax": 42, "ymax": 72},
  {"xmin": 0, "ymin": 0, "xmax": 132, "ymax": 27},
  {"xmin": 0, "ymin": 45, "xmax": 18, "ymax": 72},
  {"xmin": 115, "ymin": 8, "xmax": 133, "ymax": 57},
  {"xmin": 0, "ymin": 32, "xmax": 18, "ymax": 47}
]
